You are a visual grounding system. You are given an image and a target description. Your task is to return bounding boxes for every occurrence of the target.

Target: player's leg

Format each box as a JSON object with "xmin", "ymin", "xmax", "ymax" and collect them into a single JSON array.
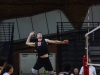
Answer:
[
  {"xmin": 43, "ymin": 57, "xmax": 54, "ymax": 75},
  {"xmin": 31, "ymin": 58, "xmax": 42, "ymax": 75}
]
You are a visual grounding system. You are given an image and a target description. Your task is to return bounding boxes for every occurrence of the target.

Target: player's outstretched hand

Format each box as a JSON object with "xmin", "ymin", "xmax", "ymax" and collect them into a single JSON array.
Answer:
[
  {"xmin": 62, "ymin": 40, "xmax": 69, "ymax": 44},
  {"xmin": 29, "ymin": 31, "xmax": 35, "ymax": 36}
]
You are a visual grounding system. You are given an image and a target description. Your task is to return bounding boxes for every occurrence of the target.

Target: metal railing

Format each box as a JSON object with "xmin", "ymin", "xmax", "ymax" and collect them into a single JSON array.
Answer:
[
  {"xmin": 0, "ymin": 22, "xmax": 14, "ymax": 42},
  {"xmin": 57, "ymin": 22, "xmax": 100, "ymax": 41},
  {"xmin": 0, "ymin": 22, "xmax": 14, "ymax": 64}
]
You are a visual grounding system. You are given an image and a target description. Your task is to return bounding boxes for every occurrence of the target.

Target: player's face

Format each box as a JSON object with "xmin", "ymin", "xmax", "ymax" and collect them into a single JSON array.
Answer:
[{"xmin": 36, "ymin": 33, "xmax": 42, "ymax": 39}]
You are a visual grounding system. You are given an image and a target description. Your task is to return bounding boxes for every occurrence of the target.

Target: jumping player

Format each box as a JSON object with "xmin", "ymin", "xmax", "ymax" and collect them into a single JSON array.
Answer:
[{"xmin": 26, "ymin": 31, "xmax": 69, "ymax": 75}]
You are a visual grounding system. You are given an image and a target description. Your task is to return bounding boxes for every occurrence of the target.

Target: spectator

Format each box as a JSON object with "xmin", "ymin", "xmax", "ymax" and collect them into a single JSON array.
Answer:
[
  {"xmin": 74, "ymin": 68, "xmax": 79, "ymax": 75},
  {"xmin": 79, "ymin": 58, "xmax": 96, "ymax": 75},
  {"xmin": 53, "ymin": 70, "xmax": 57, "ymax": 75},
  {"xmin": 0, "ymin": 57, "xmax": 6, "ymax": 74},
  {"xmin": 3, "ymin": 64, "xmax": 14, "ymax": 75},
  {"xmin": 59, "ymin": 61, "xmax": 73, "ymax": 75}
]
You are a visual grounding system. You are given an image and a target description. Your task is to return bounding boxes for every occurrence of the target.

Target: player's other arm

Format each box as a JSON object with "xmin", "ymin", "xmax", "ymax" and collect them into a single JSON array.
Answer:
[{"xmin": 45, "ymin": 39, "xmax": 69, "ymax": 44}]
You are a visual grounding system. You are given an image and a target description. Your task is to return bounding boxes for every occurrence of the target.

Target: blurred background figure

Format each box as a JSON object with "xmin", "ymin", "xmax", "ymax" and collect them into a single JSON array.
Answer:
[
  {"xmin": 59, "ymin": 61, "xmax": 73, "ymax": 75},
  {"xmin": 74, "ymin": 68, "xmax": 79, "ymax": 75},
  {"xmin": 3, "ymin": 64, "xmax": 14, "ymax": 75},
  {"xmin": 53, "ymin": 70, "xmax": 57, "ymax": 75},
  {"xmin": 0, "ymin": 57, "xmax": 6, "ymax": 74}
]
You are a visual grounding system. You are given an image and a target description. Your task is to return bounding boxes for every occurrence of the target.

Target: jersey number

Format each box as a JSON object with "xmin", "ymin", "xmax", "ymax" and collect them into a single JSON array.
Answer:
[{"xmin": 38, "ymin": 42, "xmax": 41, "ymax": 46}]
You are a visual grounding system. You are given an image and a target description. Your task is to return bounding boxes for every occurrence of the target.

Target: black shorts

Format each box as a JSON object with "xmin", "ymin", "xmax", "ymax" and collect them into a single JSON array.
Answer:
[{"xmin": 33, "ymin": 57, "xmax": 53, "ymax": 71}]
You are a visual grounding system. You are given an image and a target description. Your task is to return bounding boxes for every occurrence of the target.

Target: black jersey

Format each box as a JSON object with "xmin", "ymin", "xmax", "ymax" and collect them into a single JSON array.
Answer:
[{"xmin": 35, "ymin": 39, "xmax": 49, "ymax": 56}]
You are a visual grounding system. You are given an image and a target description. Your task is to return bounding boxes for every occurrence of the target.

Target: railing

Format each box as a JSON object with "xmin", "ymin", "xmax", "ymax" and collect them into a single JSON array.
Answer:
[
  {"xmin": 0, "ymin": 22, "xmax": 14, "ymax": 64},
  {"xmin": 57, "ymin": 22, "xmax": 100, "ymax": 41},
  {"xmin": 57, "ymin": 22, "xmax": 99, "ymax": 33},
  {"xmin": 0, "ymin": 22, "xmax": 14, "ymax": 42}
]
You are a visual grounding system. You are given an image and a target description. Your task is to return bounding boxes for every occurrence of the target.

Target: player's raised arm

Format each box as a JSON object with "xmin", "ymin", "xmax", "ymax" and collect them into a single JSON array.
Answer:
[{"xmin": 26, "ymin": 31, "xmax": 35, "ymax": 47}]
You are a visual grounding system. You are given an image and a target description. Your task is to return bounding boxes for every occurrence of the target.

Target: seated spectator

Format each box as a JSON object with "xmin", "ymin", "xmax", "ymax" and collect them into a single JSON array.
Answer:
[
  {"xmin": 53, "ymin": 70, "xmax": 57, "ymax": 75},
  {"xmin": 59, "ymin": 61, "xmax": 73, "ymax": 75},
  {"xmin": 0, "ymin": 57, "xmax": 6, "ymax": 74},
  {"xmin": 74, "ymin": 68, "xmax": 79, "ymax": 75},
  {"xmin": 3, "ymin": 64, "xmax": 14, "ymax": 75}
]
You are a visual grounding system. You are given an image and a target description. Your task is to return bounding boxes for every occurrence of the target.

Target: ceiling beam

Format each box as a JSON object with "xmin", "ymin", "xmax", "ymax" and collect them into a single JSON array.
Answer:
[{"xmin": 0, "ymin": 2, "xmax": 93, "ymax": 5}]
